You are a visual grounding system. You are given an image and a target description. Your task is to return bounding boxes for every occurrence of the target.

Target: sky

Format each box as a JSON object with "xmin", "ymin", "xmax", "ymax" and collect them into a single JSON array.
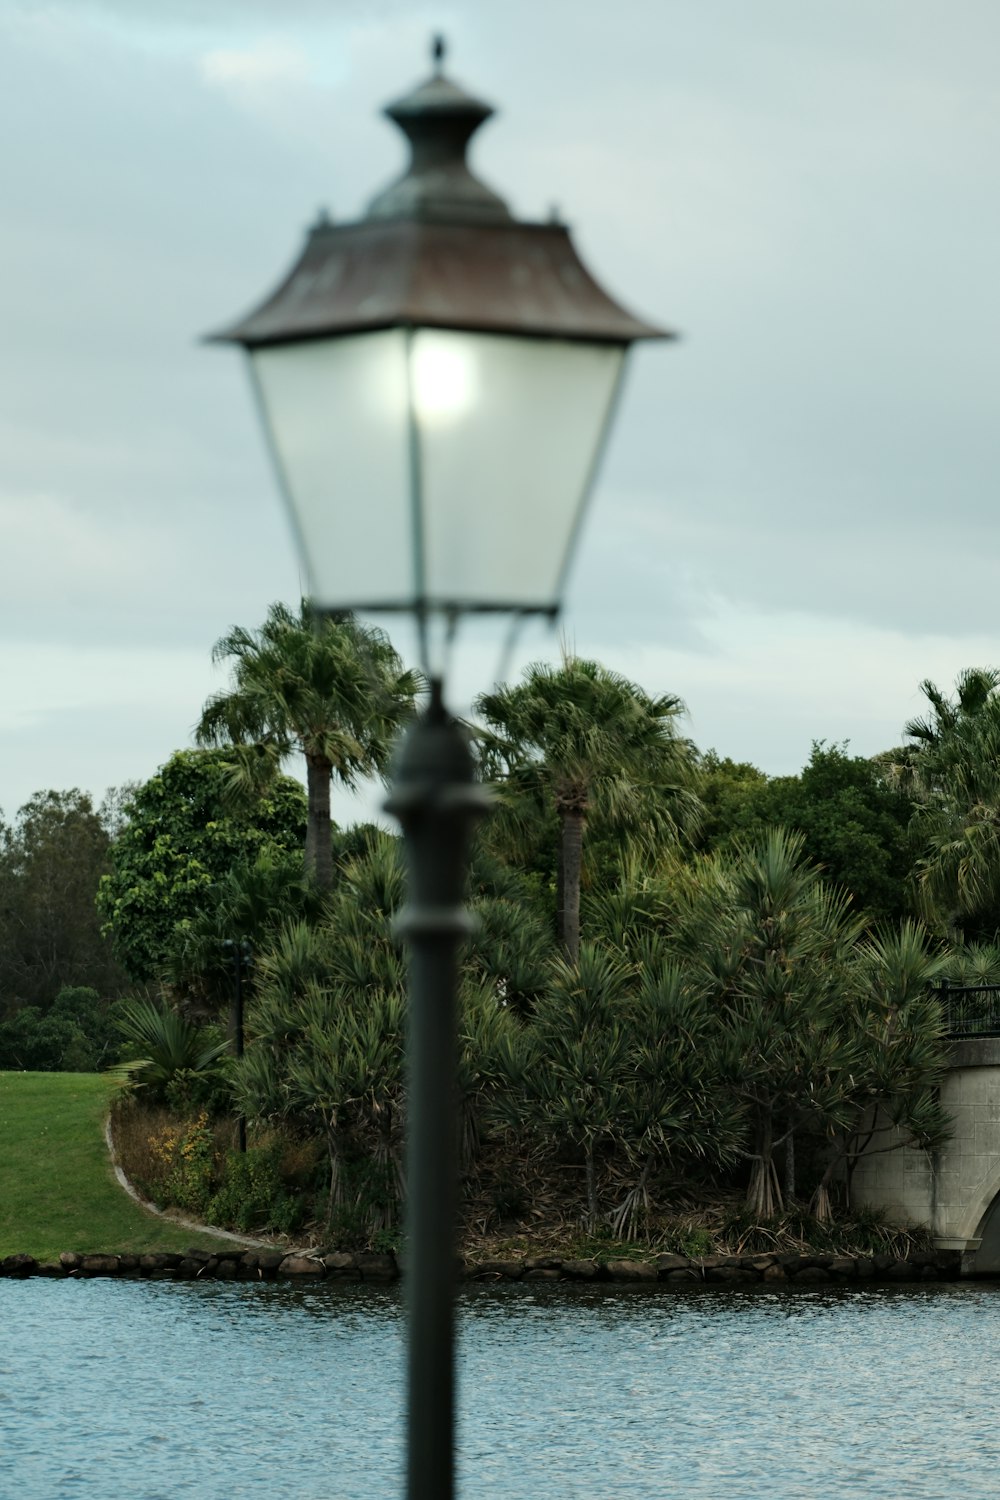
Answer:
[{"xmin": 2, "ymin": 0, "xmax": 1000, "ymax": 825}]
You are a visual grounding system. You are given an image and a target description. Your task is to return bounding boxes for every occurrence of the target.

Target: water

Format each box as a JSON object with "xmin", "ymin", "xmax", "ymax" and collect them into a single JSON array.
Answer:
[{"xmin": 2, "ymin": 1277, "xmax": 999, "ymax": 1498}]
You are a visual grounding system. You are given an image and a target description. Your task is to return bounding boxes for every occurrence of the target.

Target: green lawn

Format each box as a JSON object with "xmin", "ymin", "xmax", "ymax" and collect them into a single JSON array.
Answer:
[{"xmin": 0, "ymin": 1072, "xmax": 238, "ymax": 1261}]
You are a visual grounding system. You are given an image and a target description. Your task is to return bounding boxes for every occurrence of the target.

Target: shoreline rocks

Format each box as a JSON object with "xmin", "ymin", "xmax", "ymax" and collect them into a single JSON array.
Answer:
[{"xmin": 0, "ymin": 1246, "xmax": 966, "ymax": 1286}]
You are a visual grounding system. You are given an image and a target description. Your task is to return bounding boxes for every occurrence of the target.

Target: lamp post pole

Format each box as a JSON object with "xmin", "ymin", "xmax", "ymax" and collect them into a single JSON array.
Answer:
[
  {"xmin": 386, "ymin": 680, "xmax": 489, "ymax": 1500},
  {"xmin": 222, "ymin": 938, "xmax": 250, "ymax": 1154}
]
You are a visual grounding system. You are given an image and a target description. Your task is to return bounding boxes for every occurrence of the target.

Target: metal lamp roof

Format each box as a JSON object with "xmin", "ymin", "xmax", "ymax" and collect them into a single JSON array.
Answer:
[{"xmin": 211, "ymin": 39, "xmax": 674, "ymax": 349}]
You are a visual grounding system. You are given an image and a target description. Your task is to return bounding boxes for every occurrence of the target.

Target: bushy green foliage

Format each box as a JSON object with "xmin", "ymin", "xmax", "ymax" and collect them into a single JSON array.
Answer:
[
  {"xmin": 666, "ymin": 830, "xmax": 950, "ymax": 1219},
  {"xmin": 196, "ymin": 818, "xmax": 952, "ymax": 1243},
  {"xmin": 0, "ymin": 1006, "xmax": 87, "ymax": 1072},
  {"xmin": 144, "ymin": 1119, "xmax": 299, "ymax": 1231},
  {"xmin": 0, "ymin": 986, "xmax": 125, "ymax": 1072},
  {"xmin": 942, "ymin": 942, "xmax": 1000, "ymax": 984},
  {"xmin": 206, "ymin": 1144, "xmax": 302, "ymax": 1234},
  {"xmin": 698, "ymin": 743, "xmax": 916, "ymax": 924},
  {"xmin": 164, "ymin": 847, "xmax": 324, "ymax": 1011},
  {"xmin": 96, "ymin": 748, "xmax": 307, "ymax": 981},
  {"xmin": 84, "ymin": 642, "xmax": 993, "ymax": 1247}
]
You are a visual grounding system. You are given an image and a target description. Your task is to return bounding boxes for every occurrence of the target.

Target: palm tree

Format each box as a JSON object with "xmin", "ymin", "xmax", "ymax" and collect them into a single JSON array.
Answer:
[
  {"xmin": 904, "ymin": 667, "xmax": 1000, "ymax": 753},
  {"xmin": 475, "ymin": 656, "xmax": 703, "ymax": 961},
  {"xmin": 197, "ymin": 601, "xmax": 420, "ymax": 888},
  {"xmin": 886, "ymin": 667, "xmax": 1000, "ymax": 802},
  {"xmin": 898, "ymin": 668, "xmax": 1000, "ymax": 933}
]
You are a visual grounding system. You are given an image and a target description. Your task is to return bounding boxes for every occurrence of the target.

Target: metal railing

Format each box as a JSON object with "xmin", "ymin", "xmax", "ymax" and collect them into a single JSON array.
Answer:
[{"xmin": 936, "ymin": 981, "xmax": 1000, "ymax": 1039}]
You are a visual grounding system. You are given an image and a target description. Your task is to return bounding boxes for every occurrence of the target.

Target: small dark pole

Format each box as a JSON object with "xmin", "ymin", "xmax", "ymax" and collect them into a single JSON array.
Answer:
[
  {"xmin": 386, "ymin": 679, "xmax": 488, "ymax": 1500},
  {"xmin": 223, "ymin": 939, "xmax": 251, "ymax": 1154}
]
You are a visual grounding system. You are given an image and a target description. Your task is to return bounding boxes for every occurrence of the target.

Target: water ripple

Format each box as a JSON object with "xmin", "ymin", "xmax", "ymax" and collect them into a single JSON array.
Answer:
[{"xmin": 2, "ymin": 1278, "xmax": 999, "ymax": 1497}]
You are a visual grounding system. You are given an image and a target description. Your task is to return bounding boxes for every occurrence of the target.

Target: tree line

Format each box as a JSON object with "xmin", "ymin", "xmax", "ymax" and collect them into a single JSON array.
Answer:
[{"xmin": 5, "ymin": 603, "xmax": 1000, "ymax": 1240}]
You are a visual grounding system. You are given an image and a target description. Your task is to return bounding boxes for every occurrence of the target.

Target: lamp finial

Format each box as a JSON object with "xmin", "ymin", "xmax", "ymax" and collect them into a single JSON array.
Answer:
[{"xmin": 432, "ymin": 34, "xmax": 446, "ymax": 71}]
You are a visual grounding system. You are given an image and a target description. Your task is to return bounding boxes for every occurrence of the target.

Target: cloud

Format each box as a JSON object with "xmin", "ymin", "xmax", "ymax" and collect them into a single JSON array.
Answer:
[
  {"xmin": 572, "ymin": 601, "xmax": 1000, "ymax": 774},
  {"xmin": 199, "ymin": 38, "xmax": 312, "ymax": 89},
  {"xmin": 50, "ymin": 0, "xmax": 385, "ymax": 25},
  {"xmin": 5, "ymin": 0, "xmax": 1000, "ymax": 820}
]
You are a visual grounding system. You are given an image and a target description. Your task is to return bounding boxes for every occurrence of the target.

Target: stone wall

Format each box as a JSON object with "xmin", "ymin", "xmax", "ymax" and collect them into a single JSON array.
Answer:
[
  {"xmin": 851, "ymin": 1039, "xmax": 1000, "ymax": 1259},
  {"xmin": 0, "ymin": 1247, "xmax": 961, "ymax": 1286}
]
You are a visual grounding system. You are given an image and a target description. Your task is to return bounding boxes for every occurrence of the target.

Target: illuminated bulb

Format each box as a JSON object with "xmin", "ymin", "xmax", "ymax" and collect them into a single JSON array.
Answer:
[{"xmin": 411, "ymin": 336, "xmax": 476, "ymax": 423}]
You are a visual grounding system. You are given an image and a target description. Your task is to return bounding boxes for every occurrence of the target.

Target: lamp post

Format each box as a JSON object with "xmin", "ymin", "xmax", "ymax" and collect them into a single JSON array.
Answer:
[
  {"xmin": 221, "ymin": 938, "xmax": 251, "ymax": 1154},
  {"xmin": 210, "ymin": 38, "xmax": 670, "ymax": 1500}
]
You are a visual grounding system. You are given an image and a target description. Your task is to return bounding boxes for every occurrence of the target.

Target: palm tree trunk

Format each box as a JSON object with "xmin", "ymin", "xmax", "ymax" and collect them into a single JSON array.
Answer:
[
  {"xmin": 559, "ymin": 808, "xmax": 585, "ymax": 962},
  {"xmin": 747, "ymin": 1112, "xmax": 782, "ymax": 1218},
  {"xmin": 784, "ymin": 1119, "xmax": 796, "ymax": 1203},
  {"xmin": 305, "ymin": 755, "xmax": 334, "ymax": 889},
  {"xmin": 811, "ymin": 1166, "xmax": 836, "ymax": 1224}
]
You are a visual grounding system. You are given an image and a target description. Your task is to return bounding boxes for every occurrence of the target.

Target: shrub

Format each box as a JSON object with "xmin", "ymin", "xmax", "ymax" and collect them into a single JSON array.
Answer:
[
  {"xmin": 0, "ymin": 987, "xmax": 124, "ymax": 1072},
  {"xmin": 110, "ymin": 1098, "xmax": 312, "ymax": 1234},
  {"xmin": 151, "ymin": 1112, "xmax": 215, "ymax": 1218},
  {"xmin": 206, "ymin": 1144, "xmax": 302, "ymax": 1234}
]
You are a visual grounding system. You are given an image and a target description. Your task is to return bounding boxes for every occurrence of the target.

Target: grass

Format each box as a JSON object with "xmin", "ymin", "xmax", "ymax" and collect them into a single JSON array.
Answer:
[{"xmin": 0, "ymin": 1072, "xmax": 242, "ymax": 1261}]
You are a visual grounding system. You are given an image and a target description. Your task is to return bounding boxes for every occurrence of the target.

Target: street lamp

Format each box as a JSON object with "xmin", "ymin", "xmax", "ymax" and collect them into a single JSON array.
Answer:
[
  {"xmin": 221, "ymin": 938, "xmax": 252, "ymax": 1154},
  {"xmin": 210, "ymin": 38, "xmax": 670, "ymax": 1500}
]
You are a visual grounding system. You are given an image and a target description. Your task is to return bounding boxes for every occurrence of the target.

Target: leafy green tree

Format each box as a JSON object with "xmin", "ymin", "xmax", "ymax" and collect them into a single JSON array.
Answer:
[
  {"xmin": 698, "ymin": 744, "xmax": 915, "ymax": 925},
  {"xmin": 0, "ymin": 1007, "xmax": 83, "ymax": 1071},
  {"xmin": 695, "ymin": 754, "xmax": 771, "ymax": 850},
  {"xmin": 464, "ymin": 843, "xmax": 558, "ymax": 1015},
  {"xmin": 0, "ymin": 987, "xmax": 124, "ymax": 1072},
  {"xmin": 492, "ymin": 931, "xmax": 739, "ymax": 1235},
  {"xmin": 197, "ymin": 600, "xmax": 420, "ymax": 888},
  {"xmin": 232, "ymin": 881, "xmax": 408, "ymax": 1231},
  {"xmin": 164, "ymin": 848, "xmax": 323, "ymax": 1012},
  {"xmin": 581, "ymin": 886, "xmax": 745, "ymax": 1234},
  {"xmin": 231, "ymin": 829, "xmax": 535, "ymax": 1236},
  {"xmin": 0, "ymin": 790, "xmax": 127, "ymax": 1008},
  {"xmin": 476, "ymin": 656, "xmax": 702, "ymax": 961},
  {"xmin": 96, "ymin": 749, "xmax": 306, "ymax": 982},
  {"xmin": 614, "ymin": 957, "xmax": 743, "ymax": 1237}
]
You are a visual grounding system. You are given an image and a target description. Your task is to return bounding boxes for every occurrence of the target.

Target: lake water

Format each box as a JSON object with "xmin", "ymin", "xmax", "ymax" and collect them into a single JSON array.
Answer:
[{"xmin": 3, "ymin": 1277, "xmax": 999, "ymax": 1498}]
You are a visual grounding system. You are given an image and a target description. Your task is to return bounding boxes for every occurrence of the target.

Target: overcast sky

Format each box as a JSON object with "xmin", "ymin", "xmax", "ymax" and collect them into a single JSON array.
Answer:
[{"xmin": 2, "ymin": 0, "xmax": 999, "ymax": 824}]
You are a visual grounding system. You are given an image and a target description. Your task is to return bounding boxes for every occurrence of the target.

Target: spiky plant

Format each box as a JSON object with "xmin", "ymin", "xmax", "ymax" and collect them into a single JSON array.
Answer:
[
  {"xmin": 810, "ymin": 920, "xmax": 951, "ymax": 1221},
  {"xmin": 113, "ymin": 999, "xmax": 229, "ymax": 1102},
  {"xmin": 671, "ymin": 829, "xmax": 865, "ymax": 1219}
]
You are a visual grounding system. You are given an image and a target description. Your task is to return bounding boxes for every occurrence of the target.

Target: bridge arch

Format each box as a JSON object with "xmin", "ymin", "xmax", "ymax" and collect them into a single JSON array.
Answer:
[{"xmin": 955, "ymin": 1165, "xmax": 1000, "ymax": 1271}]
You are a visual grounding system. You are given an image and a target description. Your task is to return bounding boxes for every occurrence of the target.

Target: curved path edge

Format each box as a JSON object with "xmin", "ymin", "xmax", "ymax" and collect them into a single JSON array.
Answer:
[{"xmin": 103, "ymin": 1116, "xmax": 277, "ymax": 1250}]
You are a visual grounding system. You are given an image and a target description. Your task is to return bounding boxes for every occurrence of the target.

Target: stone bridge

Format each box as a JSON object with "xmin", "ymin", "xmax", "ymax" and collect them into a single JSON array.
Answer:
[{"xmin": 852, "ymin": 1024, "xmax": 1000, "ymax": 1275}]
